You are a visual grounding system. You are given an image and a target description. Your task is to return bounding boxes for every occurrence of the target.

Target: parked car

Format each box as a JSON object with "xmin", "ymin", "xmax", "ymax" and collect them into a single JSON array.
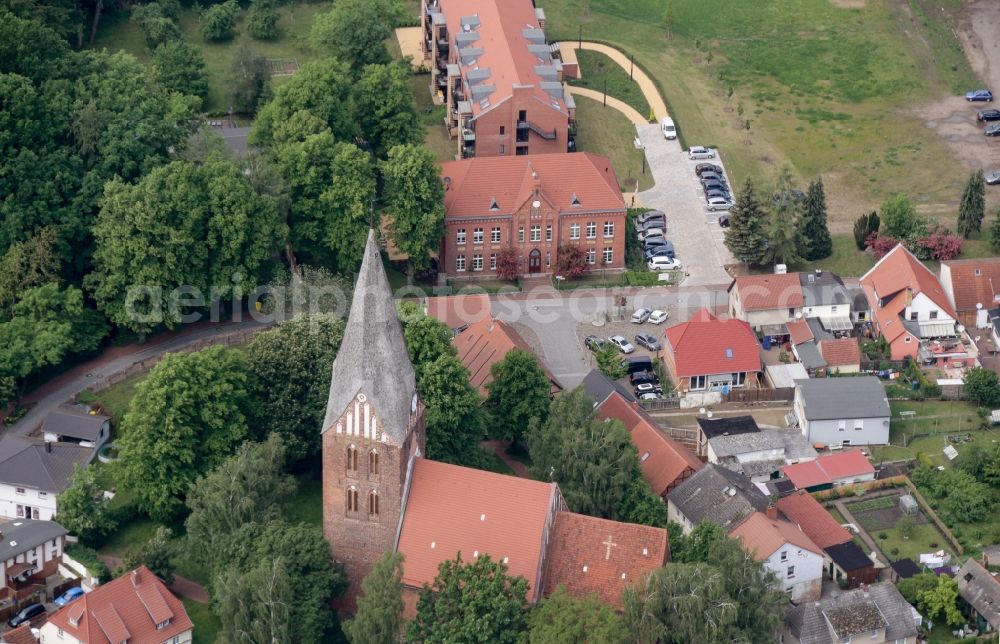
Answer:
[
  {"xmin": 661, "ymin": 117, "xmax": 677, "ymax": 139},
  {"xmin": 699, "ymin": 172, "xmax": 724, "ymax": 183},
  {"xmin": 705, "ymin": 189, "xmax": 731, "ymax": 200},
  {"xmin": 706, "ymin": 196, "xmax": 734, "ymax": 211},
  {"xmin": 54, "ymin": 587, "xmax": 85, "ymax": 607},
  {"xmin": 635, "ymin": 216, "xmax": 666, "ymax": 231},
  {"xmin": 979, "ymin": 109, "xmax": 1000, "ymax": 122},
  {"xmin": 584, "ymin": 335, "xmax": 605, "ymax": 352},
  {"xmin": 967, "ymin": 89, "xmax": 994, "ymax": 102},
  {"xmin": 718, "ymin": 214, "xmax": 731, "ymax": 227},
  {"xmin": 702, "ymin": 180, "xmax": 729, "ymax": 193},
  {"xmin": 648, "ymin": 310, "xmax": 668, "ymax": 324},
  {"xmin": 637, "ymin": 227, "xmax": 665, "ymax": 242},
  {"xmin": 634, "ymin": 381, "xmax": 663, "ymax": 395},
  {"xmin": 695, "ymin": 163, "xmax": 723, "ymax": 176},
  {"xmin": 986, "ymin": 123, "xmax": 1000, "ymax": 137},
  {"xmin": 630, "ymin": 369, "xmax": 657, "ymax": 385},
  {"xmin": 637, "ymin": 209, "xmax": 666, "ymax": 224},
  {"xmin": 644, "ymin": 242, "xmax": 676, "ymax": 260},
  {"xmin": 638, "ymin": 391, "xmax": 660, "ymax": 401},
  {"xmin": 688, "ymin": 146, "xmax": 715, "ymax": 160},
  {"xmin": 625, "ymin": 356, "xmax": 653, "ymax": 374},
  {"xmin": 642, "ymin": 234, "xmax": 669, "ymax": 248},
  {"xmin": 8, "ymin": 603, "xmax": 45, "ymax": 628},
  {"xmin": 987, "ymin": 170, "xmax": 1000, "ymax": 185},
  {"xmin": 634, "ymin": 333, "xmax": 662, "ymax": 351},
  {"xmin": 648, "ymin": 256, "xmax": 682, "ymax": 271},
  {"xmin": 608, "ymin": 335, "xmax": 635, "ymax": 354},
  {"xmin": 631, "ymin": 308, "xmax": 652, "ymax": 324}
]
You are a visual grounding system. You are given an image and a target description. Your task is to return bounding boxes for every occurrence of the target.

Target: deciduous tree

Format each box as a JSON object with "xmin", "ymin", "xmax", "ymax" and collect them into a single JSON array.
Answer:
[
  {"xmin": 229, "ymin": 43, "xmax": 271, "ymax": 115},
  {"xmin": 381, "ymin": 144, "xmax": 446, "ymax": 284},
  {"xmin": 55, "ymin": 464, "xmax": 117, "ymax": 546},
  {"xmin": 958, "ymin": 169, "xmax": 986, "ymax": 238},
  {"xmin": 799, "ymin": 177, "xmax": 832, "ymax": 260},
  {"xmin": 724, "ymin": 177, "xmax": 768, "ymax": 265},
  {"xmin": 595, "ymin": 342, "xmax": 626, "ymax": 380},
  {"xmin": 215, "ymin": 558, "xmax": 295, "ymax": 644},
  {"xmin": 880, "ymin": 194, "xmax": 924, "ymax": 240},
  {"xmin": 526, "ymin": 587, "xmax": 625, "ymax": 644},
  {"xmin": 409, "ymin": 553, "xmax": 528, "ymax": 644},
  {"xmin": 355, "ymin": 63, "xmax": 421, "ymax": 159},
  {"xmin": 131, "ymin": 2, "xmax": 181, "ymax": 49},
  {"xmin": 485, "ymin": 348, "xmax": 551, "ymax": 443},
  {"xmin": 246, "ymin": 0, "xmax": 279, "ymax": 40},
  {"xmin": 199, "ymin": 0, "xmax": 238, "ymax": 41},
  {"xmin": 918, "ymin": 575, "xmax": 963, "ymax": 627},
  {"xmin": 964, "ymin": 366, "xmax": 1000, "ymax": 408},
  {"xmin": 123, "ymin": 526, "xmax": 175, "ymax": 584},
  {"xmin": 309, "ymin": 0, "xmax": 406, "ymax": 70},
  {"xmin": 0, "ymin": 227, "xmax": 61, "ymax": 318},
  {"xmin": 496, "ymin": 248, "xmax": 518, "ymax": 281},
  {"xmin": 669, "ymin": 521, "xmax": 726, "ymax": 564},
  {"xmin": 343, "ymin": 552, "xmax": 405, "ymax": 644},
  {"xmin": 151, "ymin": 40, "xmax": 209, "ymax": 106},
  {"xmin": 557, "ymin": 244, "xmax": 588, "ymax": 278}
]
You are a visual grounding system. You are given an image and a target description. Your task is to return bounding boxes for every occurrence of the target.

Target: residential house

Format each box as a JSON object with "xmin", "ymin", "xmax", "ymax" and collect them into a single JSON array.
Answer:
[
  {"xmin": 777, "ymin": 490, "xmax": 877, "ymax": 588},
  {"xmin": 0, "ymin": 440, "xmax": 93, "ymax": 521},
  {"xmin": 793, "ymin": 377, "xmax": 890, "ymax": 446},
  {"xmin": 40, "ymin": 566, "xmax": 194, "ymax": 644},
  {"xmin": 3, "ymin": 625, "xmax": 37, "ymax": 644},
  {"xmin": 939, "ymin": 257, "xmax": 1000, "ymax": 328},
  {"xmin": 798, "ymin": 270, "xmax": 859, "ymax": 335},
  {"xmin": 41, "ymin": 406, "xmax": 110, "ymax": 450},
  {"xmin": 706, "ymin": 429, "xmax": 817, "ymax": 483},
  {"xmin": 542, "ymin": 512, "xmax": 668, "ymax": 609},
  {"xmin": 440, "ymin": 154, "xmax": 626, "ymax": 278},
  {"xmin": 818, "ymin": 338, "xmax": 862, "ymax": 374},
  {"xmin": 729, "ymin": 510, "xmax": 824, "ymax": 603},
  {"xmin": 421, "ymin": 0, "xmax": 573, "ymax": 159},
  {"xmin": 596, "ymin": 392, "xmax": 702, "ymax": 497},
  {"xmin": 322, "ymin": 231, "xmax": 670, "ymax": 612},
  {"xmin": 728, "ymin": 273, "xmax": 804, "ymax": 336},
  {"xmin": 781, "ymin": 450, "xmax": 876, "ymax": 492},
  {"xmin": 666, "ymin": 464, "xmax": 769, "ymax": 534},
  {"xmin": 861, "ymin": 243, "xmax": 975, "ymax": 364},
  {"xmin": 695, "ymin": 415, "xmax": 760, "ymax": 459},
  {"xmin": 0, "ymin": 520, "xmax": 67, "ymax": 601},
  {"xmin": 957, "ymin": 558, "xmax": 1000, "ymax": 634},
  {"xmin": 662, "ymin": 309, "xmax": 761, "ymax": 397},
  {"xmin": 582, "ymin": 369, "xmax": 637, "ymax": 406},
  {"xmin": 784, "ymin": 583, "xmax": 919, "ymax": 644},
  {"xmin": 452, "ymin": 316, "xmax": 562, "ymax": 396}
]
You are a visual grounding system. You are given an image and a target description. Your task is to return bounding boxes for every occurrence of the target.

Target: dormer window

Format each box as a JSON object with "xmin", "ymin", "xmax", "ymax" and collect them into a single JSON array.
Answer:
[
  {"xmin": 571, "ymin": 193, "xmax": 581, "ymax": 207},
  {"xmin": 156, "ymin": 618, "xmax": 171, "ymax": 629},
  {"xmin": 489, "ymin": 198, "xmax": 499, "ymax": 211}
]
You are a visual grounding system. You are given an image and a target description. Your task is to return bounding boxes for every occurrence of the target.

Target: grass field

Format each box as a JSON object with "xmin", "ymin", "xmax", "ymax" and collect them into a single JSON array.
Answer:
[
  {"xmin": 574, "ymin": 95, "xmax": 653, "ymax": 191},
  {"xmin": 184, "ymin": 599, "xmax": 222, "ymax": 644},
  {"xmin": 538, "ymin": 0, "xmax": 977, "ymax": 229},
  {"xmin": 77, "ymin": 373, "xmax": 144, "ymax": 421},
  {"xmin": 92, "ymin": 2, "xmax": 331, "ymax": 113},
  {"xmin": 568, "ymin": 49, "xmax": 652, "ymax": 119},
  {"xmin": 411, "ymin": 74, "xmax": 454, "ymax": 162},
  {"xmin": 869, "ymin": 399, "xmax": 994, "ymax": 466}
]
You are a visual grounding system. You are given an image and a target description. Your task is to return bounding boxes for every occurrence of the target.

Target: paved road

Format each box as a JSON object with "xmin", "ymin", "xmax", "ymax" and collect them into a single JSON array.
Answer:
[{"xmin": 636, "ymin": 125, "xmax": 735, "ymax": 287}]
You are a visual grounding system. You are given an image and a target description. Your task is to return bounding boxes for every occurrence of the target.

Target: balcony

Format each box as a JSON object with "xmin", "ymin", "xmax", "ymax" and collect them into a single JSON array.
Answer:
[{"xmin": 462, "ymin": 128, "xmax": 476, "ymax": 142}]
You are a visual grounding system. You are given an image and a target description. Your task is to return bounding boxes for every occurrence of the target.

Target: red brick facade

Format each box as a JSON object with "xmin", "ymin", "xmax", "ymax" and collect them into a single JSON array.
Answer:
[{"xmin": 322, "ymin": 395, "xmax": 426, "ymax": 611}]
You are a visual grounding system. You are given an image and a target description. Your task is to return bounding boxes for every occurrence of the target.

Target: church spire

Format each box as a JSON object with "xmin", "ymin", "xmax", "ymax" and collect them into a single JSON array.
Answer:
[{"xmin": 322, "ymin": 230, "xmax": 417, "ymax": 445}]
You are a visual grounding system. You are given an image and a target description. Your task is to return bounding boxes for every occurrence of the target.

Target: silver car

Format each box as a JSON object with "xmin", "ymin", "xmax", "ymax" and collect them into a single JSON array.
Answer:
[
  {"xmin": 608, "ymin": 335, "xmax": 635, "ymax": 354},
  {"xmin": 631, "ymin": 308, "xmax": 652, "ymax": 324},
  {"xmin": 987, "ymin": 171, "xmax": 1000, "ymax": 185},
  {"xmin": 688, "ymin": 146, "xmax": 715, "ymax": 160},
  {"xmin": 706, "ymin": 196, "xmax": 734, "ymax": 211}
]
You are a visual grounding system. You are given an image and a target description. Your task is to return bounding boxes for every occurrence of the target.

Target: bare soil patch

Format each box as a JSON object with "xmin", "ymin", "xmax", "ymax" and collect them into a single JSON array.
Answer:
[{"xmin": 829, "ymin": 0, "xmax": 866, "ymax": 8}]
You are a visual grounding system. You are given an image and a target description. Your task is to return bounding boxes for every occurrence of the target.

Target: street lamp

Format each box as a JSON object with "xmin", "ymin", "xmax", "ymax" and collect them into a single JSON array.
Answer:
[
  {"xmin": 555, "ymin": 275, "xmax": 565, "ymax": 290},
  {"xmin": 633, "ymin": 137, "xmax": 646, "ymax": 175}
]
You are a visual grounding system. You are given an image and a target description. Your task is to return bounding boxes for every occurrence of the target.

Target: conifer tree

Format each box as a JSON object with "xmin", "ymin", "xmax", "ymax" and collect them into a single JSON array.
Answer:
[
  {"xmin": 724, "ymin": 177, "xmax": 768, "ymax": 265},
  {"xmin": 958, "ymin": 169, "xmax": 986, "ymax": 239},
  {"xmin": 799, "ymin": 177, "xmax": 832, "ymax": 260}
]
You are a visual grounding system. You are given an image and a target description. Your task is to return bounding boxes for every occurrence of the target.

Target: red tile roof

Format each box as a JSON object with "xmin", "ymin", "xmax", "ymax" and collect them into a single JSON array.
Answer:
[
  {"xmin": 425, "ymin": 294, "xmax": 491, "ymax": 329},
  {"xmin": 787, "ymin": 319, "xmax": 814, "ymax": 345},
  {"xmin": 453, "ymin": 317, "xmax": 561, "ymax": 395},
  {"xmin": 542, "ymin": 511, "xmax": 668, "ymax": 608},
  {"xmin": 731, "ymin": 274, "xmax": 804, "ymax": 311},
  {"xmin": 819, "ymin": 338, "xmax": 862, "ymax": 367},
  {"xmin": 860, "ymin": 244, "xmax": 956, "ymax": 345},
  {"xmin": 728, "ymin": 511, "xmax": 823, "ymax": 560},
  {"xmin": 664, "ymin": 309, "xmax": 761, "ymax": 378},
  {"xmin": 441, "ymin": 153, "xmax": 624, "ymax": 218},
  {"xmin": 781, "ymin": 450, "xmax": 875, "ymax": 489},
  {"xmin": 2, "ymin": 624, "xmax": 36, "ymax": 644},
  {"xmin": 596, "ymin": 392, "xmax": 702, "ymax": 497},
  {"xmin": 776, "ymin": 490, "xmax": 853, "ymax": 549},
  {"xmin": 396, "ymin": 459, "xmax": 560, "ymax": 602},
  {"xmin": 46, "ymin": 566, "xmax": 192, "ymax": 644},
  {"xmin": 941, "ymin": 257, "xmax": 1000, "ymax": 311}
]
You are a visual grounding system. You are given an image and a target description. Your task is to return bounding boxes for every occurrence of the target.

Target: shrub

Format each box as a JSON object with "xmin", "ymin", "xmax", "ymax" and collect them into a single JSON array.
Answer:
[
  {"xmin": 913, "ymin": 225, "xmax": 962, "ymax": 261},
  {"xmin": 853, "ymin": 211, "xmax": 880, "ymax": 250},
  {"xmin": 66, "ymin": 544, "xmax": 112, "ymax": 583},
  {"xmin": 556, "ymin": 245, "xmax": 587, "ymax": 279},
  {"xmin": 495, "ymin": 248, "xmax": 518, "ymax": 282},
  {"xmin": 866, "ymin": 231, "xmax": 899, "ymax": 258},
  {"xmin": 246, "ymin": 0, "xmax": 280, "ymax": 40},
  {"xmin": 200, "ymin": 0, "xmax": 239, "ymax": 41}
]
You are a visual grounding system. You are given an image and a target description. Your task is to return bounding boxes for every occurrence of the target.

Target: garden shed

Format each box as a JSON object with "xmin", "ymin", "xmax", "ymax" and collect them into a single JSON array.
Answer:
[{"xmin": 898, "ymin": 494, "xmax": 918, "ymax": 516}]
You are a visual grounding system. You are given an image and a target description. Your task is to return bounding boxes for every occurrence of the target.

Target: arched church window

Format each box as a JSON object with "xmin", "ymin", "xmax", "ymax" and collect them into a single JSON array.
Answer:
[
  {"xmin": 368, "ymin": 490, "xmax": 379, "ymax": 518},
  {"xmin": 346, "ymin": 445, "xmax": 358, "ymax": 474},
  {"xmin": 346, "ymin": 487, "xmax": 358, "ymax": 512},
  {"xmin": 369, "ymin": 450, "xmax": 380, "ymax": 477}
]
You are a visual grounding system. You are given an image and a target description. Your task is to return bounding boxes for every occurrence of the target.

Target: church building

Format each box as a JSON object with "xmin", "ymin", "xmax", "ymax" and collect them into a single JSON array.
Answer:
[{"xmin": 322, "ymin": 231, "xmax": 669, "ymax": 614}]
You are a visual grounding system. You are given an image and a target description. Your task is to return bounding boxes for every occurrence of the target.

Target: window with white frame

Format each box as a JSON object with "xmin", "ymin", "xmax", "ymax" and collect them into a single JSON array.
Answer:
[
  {"xmin": 518, "ymin": 227, "xmax": 525, "ymax": 242},
  {"xmin": 586, "ymin": 248, "xmax": 596, "ymax": 264},
  {"xmin": 603, "ymin": 247, "xmax": 613, "ymax": 264},
  {"xmin": 854, "ymin": 420, "xmax": 864, "ymax": 431},
  {"xmin": 490, "ymin": 253, "xmax": 497, "ymax": 270},
  {"xmin": 570, "ymin": 223, "xmax": 580, "ymax": 240},
  {"xmin": 838, "ymin": 420, "xmax": 846, "ymax": 432},
  {"xmin": 491, "ymin": 227, "xmax": 501, "ymax": 243},
  {"xmin": 786, "ymin": 566, "xmax": 795, "ymax": 579},
  {"xmin": 473, "ymin": 227, "xmax": 484, "ymax": 244},
  {"xmin": 604, "ymin": 221, "xmax": 614, "ymax": 237},
  {"xmin": 780, "ymin": 551, "xmax": 787, "ymax": 562},
  {"xmin": 15, "ymin": 488, "xmax": 24, "ymax": 496},
  {"xmin": 586, "ymin": 222, "xmax": 597, "ymax": 239},
  {"xmin": 690, "ymin": 375, "xmax": 707, "ymax": 390},
  {"xmin": 456, "ymin": 255, "xmax": 466, "ymax": 272},
  {"xmin": 456, "ymin": 228, "xmax": 466, "ymax": 244},
  {"xmin": 530, "ymin": 225, "xmax": 541, "ymax": 242},
  {"xmin": 472, "ymin": 254, "xmax": 483, "ymax": 271}
]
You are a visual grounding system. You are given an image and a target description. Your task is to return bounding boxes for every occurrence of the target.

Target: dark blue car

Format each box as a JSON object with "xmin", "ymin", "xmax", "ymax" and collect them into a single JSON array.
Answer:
[{"xmin": 966, "ymin": 89, "xmax": 993, "ymax": 102}]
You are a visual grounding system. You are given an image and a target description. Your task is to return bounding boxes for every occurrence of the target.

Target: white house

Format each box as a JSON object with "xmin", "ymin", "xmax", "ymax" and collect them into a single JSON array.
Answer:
[
  {"xmin": 0, "ymin": 440, "xmax": 93, "ymax": 521},
  {"xmin": 798, "ymin": 271, "xmax": 860, "ymax": 335},
  {"xmin": 729, "ymin": 511, "xmax": 824, "ymax": 603},
  {"xmin": 793, "ymin": 377, "xmax": 891, "ymax": 446},
  {"xmin": 0, "ymin": 520, "xmax": 67, "ymax": 600}
]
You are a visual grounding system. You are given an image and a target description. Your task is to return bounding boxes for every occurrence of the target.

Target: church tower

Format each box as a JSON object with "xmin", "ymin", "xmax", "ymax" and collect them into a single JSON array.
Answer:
[{"xmin": 322, "ymin": 230, "xmax": 425, "ymax": 610}]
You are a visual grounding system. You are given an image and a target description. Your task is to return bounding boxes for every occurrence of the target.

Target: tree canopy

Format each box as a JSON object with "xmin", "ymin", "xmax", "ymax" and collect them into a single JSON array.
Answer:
[
  {"xmin": 799, "ymin": 177, "xmax": 832, "ymax": 260},
  {"xmin": 526, "ymin": 587, "xmax": 625, "ymax": 644},
  {"xmin": 343, "ymin": 552, "xmax": 405, "ymax": 644},
  {"xmin": 356, "ymin": 63, "xmax": 422, "ymax": 159},
  {"xmin": 485, "ymin": 348, "xmax": 551, "ymax": 443},
  {"xmin": 55, "ymin": 464, "xmax": 117, "ymax": 546},
  {"xmin": 958, "ymin": 170, "xmax": 986, "ymax": 239},
  {"xmin": 724, "ymin": 177, "xmax": 768, "ymax": 265},
  {"xmin": 381, "ymin": 144, "xmax": 447, "ymax": 282},
  {"xmin": 309, "ymin": 0, "xmax": 406, "ymax": 70}
]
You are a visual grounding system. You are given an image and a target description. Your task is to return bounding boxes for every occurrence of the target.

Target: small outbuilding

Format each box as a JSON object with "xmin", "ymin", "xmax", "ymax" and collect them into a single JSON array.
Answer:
[{"xmin": 899, "ymin": 494, "xmax": 919, "ymax": 516}]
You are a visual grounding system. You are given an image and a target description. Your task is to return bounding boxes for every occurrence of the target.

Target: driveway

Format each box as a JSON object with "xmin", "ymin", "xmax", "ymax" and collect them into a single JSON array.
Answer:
[{"xmin": 636, "ymin": 125, "xmax": 734, "ymax": 287}]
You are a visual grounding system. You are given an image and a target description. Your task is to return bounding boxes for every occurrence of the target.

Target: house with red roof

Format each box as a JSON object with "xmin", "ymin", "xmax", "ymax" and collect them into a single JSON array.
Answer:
[
  {"xmin": 939, "ymin": 257, "xmax": 1000, "ymax": 328},
  {"xmin": 595, "ymin": 392, "xmax": 703, "ymax": 498},
  {"xmin": 662, "ymin": 309, "xmax": 761, "ymax": 396},
  {"xmin": 424, "ymin": 294, "xmax": 492, "ymax": 331},
  {"xmin": 860, "ymin": 244, "xmax": 974, "ymax": 363},
  {"xmin": 452, "ymin": 317, "xmax": 561, "ymax": 396},
  {"xmin": 729, "ymin": 510, "xmax": 825, "ymax": 603},
  {"xmin": 781, "ymin": 450, "xmax": 875, "ymax": 492},
  {"xmin": 40, "ymin": 566, "xmax": 193, "ymax": 644},
  {"xmin": 421, "ymin": 0, "xmax": 573, "ymax": 159},
  {"xmin": 728, "ymin": 273, "xmax": 804, "ymax": 334},
  {"xmin": 439, "ymin": 153, "xmax": 626, "ymax": 278}
]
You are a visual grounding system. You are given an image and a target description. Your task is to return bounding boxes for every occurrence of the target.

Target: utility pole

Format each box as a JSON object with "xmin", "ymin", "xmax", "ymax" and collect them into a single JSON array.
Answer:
[
  {"xmin": 630, "ymin": 54, "xmax": 634, "ymax": 79},
  {"xmin": 578, "ymin": 25, "xmax": 582, "ymax": 50},
  {"xmin": 603, "ymin": 78, "xmax": 607, "ymax": 106}
]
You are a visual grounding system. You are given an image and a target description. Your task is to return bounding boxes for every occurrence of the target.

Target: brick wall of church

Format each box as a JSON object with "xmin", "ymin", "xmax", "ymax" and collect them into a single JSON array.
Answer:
[{"xmin": 323, "ymin": 397, "xmax": 425, "ymax": 612}]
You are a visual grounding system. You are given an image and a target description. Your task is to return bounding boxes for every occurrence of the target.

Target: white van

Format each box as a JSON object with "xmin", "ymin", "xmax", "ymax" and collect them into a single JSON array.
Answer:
[{"xmin": 661, "ymin": 117, "xmax": 677, "ymax": 140}]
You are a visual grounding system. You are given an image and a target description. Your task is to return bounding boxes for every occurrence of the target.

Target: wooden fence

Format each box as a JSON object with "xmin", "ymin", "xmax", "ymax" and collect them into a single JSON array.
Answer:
[
  {"xmin": 639, "ymin": 397, "xmax": 681, "ymax": 411},
  {"xmin": 722, "ymin": 388, "xmax": 794, "ymax": 404}
]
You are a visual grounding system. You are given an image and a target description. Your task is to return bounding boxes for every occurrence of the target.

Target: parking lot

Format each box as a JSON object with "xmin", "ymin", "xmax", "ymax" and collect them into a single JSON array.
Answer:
[{"xmin": 636, "ymin": 123, "xmax": 734, "ymax": 287}]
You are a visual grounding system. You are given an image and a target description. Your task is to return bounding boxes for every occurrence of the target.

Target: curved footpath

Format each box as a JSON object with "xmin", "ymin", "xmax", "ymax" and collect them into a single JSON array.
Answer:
[
  {"xmin": 564, "ymin": 86, "xmax": 648, "ymax": 125},
  {"xmin": 557, "ymin": 41, "xmax": 670, "ymax": 121}
]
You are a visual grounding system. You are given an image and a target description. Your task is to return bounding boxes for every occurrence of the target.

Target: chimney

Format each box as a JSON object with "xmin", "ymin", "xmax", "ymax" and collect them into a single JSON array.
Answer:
[
  {"xmin": 766, "ymin": 503, "xmax": 778, "ymax": 520},
  {"xmin": 131, "ymin": 569, "xmax": 140, "ymax": 586}
]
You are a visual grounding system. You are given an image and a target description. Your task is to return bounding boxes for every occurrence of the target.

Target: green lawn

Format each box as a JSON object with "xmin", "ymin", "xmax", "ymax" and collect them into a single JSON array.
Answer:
[
  {"xmin": 91, "ymin": 2, "xmax": 332, "ymax": 113},
  {"xmin": 878, "ymin": 520, "xmax": 952, "ymax": 564},
  {"xmin": 573, "ymin": 95, "xmax": 653, "ymax": 192},
  {"xmin": 568, "ymin": 49, "xmax": 652, "ymax": 119},
  {"xmin": 77, "ymin": 373, "xmax": 145, "ymax": 422},
  {"xmin": 99, "ymin": 517, "xmax": 162, "ymax": 561},
  {"xmin": 538, "ymin": 0, "xmax": 976, "ymax": 229},
  {"xmin": 869, "ymin": 400, "xmax": 992, "ymax": 467},
  {"xmin": 410, "ymin": 75, "xmax": 454, "ymax": 162},
  {"xmin": 184, "ymin": 598, "xmax": 222, "ymax": 644},
  {"xmin": 798, "ymin": 236, "xmax": 875, "ymax": 278}
]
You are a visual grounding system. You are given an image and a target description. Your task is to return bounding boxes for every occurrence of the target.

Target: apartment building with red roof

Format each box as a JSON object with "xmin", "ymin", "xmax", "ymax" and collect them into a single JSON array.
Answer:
[
  {"xmin": 421, "ymin": 0, "xmax": 572, "ymax": 159},
  {"xmin": 662, "ymin": 309, "xmax": 761, "ymax": 395},
  {"xmin": 452, "ymin": 317, "xmax": 562, "ymax": 396},
  {"xmin": 729, "ymin": 510, "xmax": 824, "ymax": 603},
  {"xmin": 40, "ymin": 566, "xmax": 193, "ymax": 644},
  {"xmin": 939, "ymin": 257, "xmax": 1000, "ymax": 328},
  {"xmin": 439, "ymin": 153, "xmax": 626, "ymax": 278},
  {"xmin": 595, "ymin": 392, "xmax": 702, "ymax": 498}
]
